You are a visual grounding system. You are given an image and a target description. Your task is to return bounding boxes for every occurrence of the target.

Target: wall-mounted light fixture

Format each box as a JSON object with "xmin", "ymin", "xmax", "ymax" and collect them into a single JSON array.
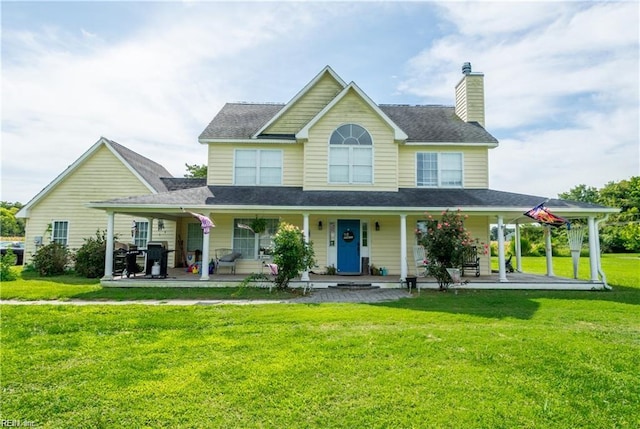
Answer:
[
  {"xmin": 318, "ymin": 220, "xmax": 323, "ymax": 230},
  {"xmin": 375, "ymin": 221, "xmax": 380, "ymax": 231}
]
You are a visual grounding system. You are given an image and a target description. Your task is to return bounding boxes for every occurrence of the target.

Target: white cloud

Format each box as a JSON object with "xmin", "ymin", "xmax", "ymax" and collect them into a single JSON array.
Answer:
[
  {"xmin": 1, "ymin": 2, "xmax": 327, "ymax": 202},
  {"xmin": 399, "ymin": 1, "xmax": 639, "ymax": 197}
]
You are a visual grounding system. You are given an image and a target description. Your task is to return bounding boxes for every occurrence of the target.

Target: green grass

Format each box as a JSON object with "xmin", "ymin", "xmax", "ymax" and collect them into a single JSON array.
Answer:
[
  {"xmin": 0, "ymin": 270, "xmax": 293, "ymax": 301},
  {"xmin": 492, "ymin": 253, "xmax": 639, "ymax": 290},
  {"xmin": 1, "ymin": 255, "xmax": 639, "ymax": 427},
  {"xmin": 2, "ymin": 291, "xmax": 639, "ymax": 428}
]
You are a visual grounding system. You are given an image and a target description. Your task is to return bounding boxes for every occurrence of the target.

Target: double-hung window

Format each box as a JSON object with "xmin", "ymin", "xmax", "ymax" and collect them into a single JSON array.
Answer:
[
  {"xmin": 134, "ymin": 221, "xmax": 149, "ymax": 248},
  {"xmin": 234, "ymin": 150, "xmax": 282, "ymax": 185},
  {"xmin": 233, "ymin": 218, "xmax": 280, "ymax": 259},
  {"xmin": 329, "ymin": 124, "xmax": 373, "ymax": 184},
  {"xmin": 51, "ymin": 221, "xmax": 69, "ymax": 245},
  {"xmin": 417, "ymin": 152, "xmax": 463, "ymax": 187}
]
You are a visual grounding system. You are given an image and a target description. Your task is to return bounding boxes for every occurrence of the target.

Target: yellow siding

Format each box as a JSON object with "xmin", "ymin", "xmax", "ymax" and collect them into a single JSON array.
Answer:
[
  {"xmin": 264, "ymin": 74, "xmax": 343, "ymax": 135},
  {"xmin": 455, "ymin": 75, "xmax": 485, "ymax": 127},
  {"xmin": 303, "ymin": 90, "xmax": 398, "ymax": 191},
  {"xmin": 194, "ymin": 213, "xmax": 326, "ymax": 274},
  {"xmin": 207, "ymin": 143, "xmax": 304, "ymax": 186},
  {"xmin": 22, "ymin": 145, "xmax": 174, "ymax": 265},
  {"xmin": 398, "ymin": 145, "xmax": 489, "ymax": 188}
]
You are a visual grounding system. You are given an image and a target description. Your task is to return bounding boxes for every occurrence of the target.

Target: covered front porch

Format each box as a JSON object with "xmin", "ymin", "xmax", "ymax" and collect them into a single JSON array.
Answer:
[{"xmin": 101, "ymin": 267, "xmax": 607, "ymax": 291}]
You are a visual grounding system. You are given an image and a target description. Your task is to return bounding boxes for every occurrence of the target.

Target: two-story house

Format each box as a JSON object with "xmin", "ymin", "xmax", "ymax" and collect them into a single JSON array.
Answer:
[{"xmin": 19, "ymin": 64, "xmax": 616, "ymax": 286}]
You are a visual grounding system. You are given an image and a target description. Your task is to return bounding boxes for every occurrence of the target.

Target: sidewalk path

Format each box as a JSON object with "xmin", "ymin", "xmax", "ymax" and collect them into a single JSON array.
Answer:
[{"xmin": 0, "ymin": 288, "xmax": 412, "ymax": 306}]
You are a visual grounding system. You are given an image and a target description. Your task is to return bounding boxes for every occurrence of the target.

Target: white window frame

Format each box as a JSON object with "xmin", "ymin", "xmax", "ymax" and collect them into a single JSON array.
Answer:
[
  {"xmin": 233, "ymin": 149, "xmax": 283, "ymax": 186},
  {"xmin": 416, "ymin": 152, "xmax": 463, "ymax": 188},
  {"xmin": 51, "ymin": 220, "xmax": 69, "ymax": 246},
  {"xmin": 134, "ymin": 221, "xmax": 149, "ymax": 248},
  {"xmin": 233, "ymin": 218, "xmax": 280, "ymax": 259},
  {"xmin": 328, "ymin": 124, "xmax": 374, "ymax": 185}
]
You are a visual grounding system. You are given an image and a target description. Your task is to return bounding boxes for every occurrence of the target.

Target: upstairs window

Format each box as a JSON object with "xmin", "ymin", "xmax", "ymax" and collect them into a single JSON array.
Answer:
[
  {"xmin": 417, "ymin": 152, "xmax": 463, "ymax": 187},
  {"xmin": 234, "ymin": 150, "xmax": 282, "ymax": 185},
  {"xmin": 329, "ymin": 124, "xmax": 373, "ymax": 184}
]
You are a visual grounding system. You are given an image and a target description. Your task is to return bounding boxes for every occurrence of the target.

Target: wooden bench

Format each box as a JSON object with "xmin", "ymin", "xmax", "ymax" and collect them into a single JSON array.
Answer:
[{"xmin": 461, "ymin": 246, "xmax": 480, "ymax": 277}]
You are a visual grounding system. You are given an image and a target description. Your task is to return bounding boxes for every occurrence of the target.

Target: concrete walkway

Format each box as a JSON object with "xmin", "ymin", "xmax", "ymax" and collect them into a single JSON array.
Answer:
[{"xmin": 0, "ymin": 288, "xmax": 413, "ymax": 306}]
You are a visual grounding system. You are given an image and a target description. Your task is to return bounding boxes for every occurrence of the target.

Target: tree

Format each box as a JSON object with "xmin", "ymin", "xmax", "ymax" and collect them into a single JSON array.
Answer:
[
  {"xmin": 271, "ymin": 222, "xmax": 315, "ymax": 290},
  {"xmin": 0, "ymin": 202, "xmax": 25, "ymax": 237},
  {"xmin": 559, "ymin": 184, "xmax": 600, "ymax": 204},
  {"xmin": 184, "ymin": 163, "xmax": 207, "ymax": 178},
  {"xmin": 557, "ymin": 177, "xmax": 640, "ymax": 253}
]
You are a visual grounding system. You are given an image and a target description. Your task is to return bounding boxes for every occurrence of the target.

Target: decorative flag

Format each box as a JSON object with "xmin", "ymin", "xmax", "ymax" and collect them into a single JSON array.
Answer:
[
  {"xmin": 186, "ymin": 211, "xmax": 215, "ymax": 234},
  {"xmin": 524, "ymin": 203, "xmax": 567, "ymax": 228}
]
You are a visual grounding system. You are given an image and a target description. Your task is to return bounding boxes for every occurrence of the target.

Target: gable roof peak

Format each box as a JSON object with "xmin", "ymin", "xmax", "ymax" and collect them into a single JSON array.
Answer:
[
  {"xmin": 251, "ymin": 66, "xmax": 347, "ymax": 138},
  {"xmin": 297, "ymin": 80, "xmax": 409, "ymax": 141}
]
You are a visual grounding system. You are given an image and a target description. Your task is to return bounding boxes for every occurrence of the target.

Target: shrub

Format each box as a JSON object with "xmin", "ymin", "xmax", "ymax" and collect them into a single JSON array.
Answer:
[
  {"xmin": 0, "ymin": 248, "xmax": 18, "ymax": 281},
  {"xmin": 32, "ymin": 242, "xmax": 70, "ymax": 276},
  {"xmin": 509, "ymin": 237, "xmax": 533, "ymax": 256},
  {"xmin": 416, "ymin": 209, "xmax": 482, "ymax": 290},
  {"xmin": 271, "ymin": 222, "xmax": 315, "ymax": 290},
  {"xmin": 74, "ymin": 230, "xmax": 107, "ymax": 278}
]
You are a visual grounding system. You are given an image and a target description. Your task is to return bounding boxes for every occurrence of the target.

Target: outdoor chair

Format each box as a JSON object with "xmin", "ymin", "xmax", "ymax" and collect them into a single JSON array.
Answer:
[
  {"xmin": 461, "ymin": 246, "xmax": 481, "ymax": 277},
  {"xmin": 215, "ymin": 248, "xmax": 241, "ymax": 274},
  {"xmin": 412, "ymin": 245, "xmax": 429, "ymax": 277}
]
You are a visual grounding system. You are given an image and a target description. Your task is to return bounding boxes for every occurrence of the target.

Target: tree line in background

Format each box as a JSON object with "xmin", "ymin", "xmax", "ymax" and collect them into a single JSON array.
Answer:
[
  {"xmin": 491, "ymin": 176, "xmax": 640, "ymax": 254},
  {"xmin": 0, "ymin": 202, "xmax": 25, "ymax": 237}
]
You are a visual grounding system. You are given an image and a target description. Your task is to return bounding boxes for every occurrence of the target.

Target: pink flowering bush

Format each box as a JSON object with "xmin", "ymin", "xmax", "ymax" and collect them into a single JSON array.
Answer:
[{"xmin": 416, "ymin": 209, "xmax": 484, "ymax": 290}]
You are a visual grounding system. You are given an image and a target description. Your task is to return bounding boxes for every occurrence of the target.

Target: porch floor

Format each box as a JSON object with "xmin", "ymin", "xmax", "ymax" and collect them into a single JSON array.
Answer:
[{"xmin": 102, "ymin": 268, "xmax": 606, "ymax": 291}]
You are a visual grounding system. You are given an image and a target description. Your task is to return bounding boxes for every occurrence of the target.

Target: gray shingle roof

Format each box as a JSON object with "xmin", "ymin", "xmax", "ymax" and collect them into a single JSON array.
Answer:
[
  {"xmin": 380, "ymin": 105, "xmax": 498, "ymax": 143},
  {"xmin": 161, "ymin": 177, "xmax": 207, "ymax": 191},
  {"xmin": 199, "ymin": 103, "xmax": 285, "ymax": 140},
  {"xmin": 107, "ymin": 138, "xmax": 172, "ymax": 192},
  {"xmin": 95, "ymin": 185, "xmax": 610, "ymax": 212},
  {"xmin": 198, "ymin": 103, "xmax": 498, "ymax": 144}
]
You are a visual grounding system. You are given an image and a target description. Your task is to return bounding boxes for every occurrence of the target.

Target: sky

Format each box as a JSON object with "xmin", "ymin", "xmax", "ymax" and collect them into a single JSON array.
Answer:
[{"xmin": 1, "ymin": 1, "xmax": 638, "ymax": 205}]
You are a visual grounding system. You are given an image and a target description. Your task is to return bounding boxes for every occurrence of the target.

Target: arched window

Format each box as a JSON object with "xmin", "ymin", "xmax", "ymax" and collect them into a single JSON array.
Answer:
[{"xmin": 329, "ymin": 124, "xmax": 373, "ymax": 184}]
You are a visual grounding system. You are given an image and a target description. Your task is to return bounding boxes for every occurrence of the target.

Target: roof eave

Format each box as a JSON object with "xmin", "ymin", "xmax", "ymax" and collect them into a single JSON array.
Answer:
[{"xmin": 198, "ymin": 138, "xmax": 299, "ymax": 144}]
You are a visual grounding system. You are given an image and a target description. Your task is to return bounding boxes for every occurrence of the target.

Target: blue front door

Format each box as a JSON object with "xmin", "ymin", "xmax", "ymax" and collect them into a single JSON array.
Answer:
[{"xmin": 337, "ymin": 220, "xmax": 360, "ymax": 274}]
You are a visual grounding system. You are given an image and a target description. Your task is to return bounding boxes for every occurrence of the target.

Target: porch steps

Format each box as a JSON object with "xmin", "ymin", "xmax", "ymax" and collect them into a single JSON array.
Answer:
[{"xmin": 330, "ymin": 282, "xmax": 379, "ymax": 290}]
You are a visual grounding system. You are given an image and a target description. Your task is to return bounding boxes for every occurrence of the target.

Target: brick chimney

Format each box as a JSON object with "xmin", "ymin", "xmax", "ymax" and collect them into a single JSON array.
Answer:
[{"xmin": 455, "ymin": 62, "xmax": 485, "ymax": 127}]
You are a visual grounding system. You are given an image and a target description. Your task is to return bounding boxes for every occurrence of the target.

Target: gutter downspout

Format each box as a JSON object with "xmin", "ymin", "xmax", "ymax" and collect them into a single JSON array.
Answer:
[{"xmin": 595, "ymin": 214, "xmax": 612, "ymax": 290}]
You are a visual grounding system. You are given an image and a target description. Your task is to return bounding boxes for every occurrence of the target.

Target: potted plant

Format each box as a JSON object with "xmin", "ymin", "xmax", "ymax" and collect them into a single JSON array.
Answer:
[{"xmin": 250, "ymin": 217, "xmax": 267, "ymax": 234}]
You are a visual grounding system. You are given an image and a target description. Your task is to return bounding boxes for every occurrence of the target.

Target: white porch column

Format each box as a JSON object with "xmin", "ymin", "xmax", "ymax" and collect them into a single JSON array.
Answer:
[
  {"xmin": 147, "ymin": 217, "xmax": 154, "ymax": 243},
  {"xmin": 200, "ymin": 228, "xmax": 210, "ymax": 281},
  {"xmin": 514, "ymin": 221, "xmax": 522, "ymax": 272},
  {"xmin": 588, "ymin": 216, "xmax": 599, "ymax": 282},
  {"xmin": 545, "ymin": 226, "xmax": 554, "ymax": 276},
  {"xmin": 102, "ymin": 211, "xmax": 115, "ymax": 280},
  {"xmin": 301, "ymin": 213, "xmax": 310, "ymax": 281},
  {"xmin": 400, "ymin": 214, "xmax": 408, "ymax": 280},
  {"xmin": 497, "ymin": 215, "xmax": 508, "ymax": 282}
]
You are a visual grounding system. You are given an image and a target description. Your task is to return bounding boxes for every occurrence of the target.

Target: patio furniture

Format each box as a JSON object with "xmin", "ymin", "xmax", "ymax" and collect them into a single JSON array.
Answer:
[
  {"xmin": 215, "ymin": 248, "xmax": 241, "ymax": 274},
  {"xmin": 412, "ymin": 245, "xmax": 429, "ymax": 277},
  {"xmin": 461, "ymin": 246, "xmax": 480, "ymax": 277}
]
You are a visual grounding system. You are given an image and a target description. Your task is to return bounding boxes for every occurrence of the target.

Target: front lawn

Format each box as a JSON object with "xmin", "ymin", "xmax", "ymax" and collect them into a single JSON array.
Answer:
[
  {"xmin": 0, "ymin": 270, "xmax": 292, "ymax": 301},
  {"xmin": 1, "ymin": 255, "xmax": 638, "ymax": 427},
  {"xmin": 2, "ymin": 278, "xmax": 639, "ymax": 427}
]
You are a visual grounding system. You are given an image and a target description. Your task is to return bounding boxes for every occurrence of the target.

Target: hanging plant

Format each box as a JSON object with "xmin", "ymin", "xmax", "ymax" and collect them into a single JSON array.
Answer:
[{"xmin": 250, "ymin": 217, "xmax": 267, "ymax": 234}]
